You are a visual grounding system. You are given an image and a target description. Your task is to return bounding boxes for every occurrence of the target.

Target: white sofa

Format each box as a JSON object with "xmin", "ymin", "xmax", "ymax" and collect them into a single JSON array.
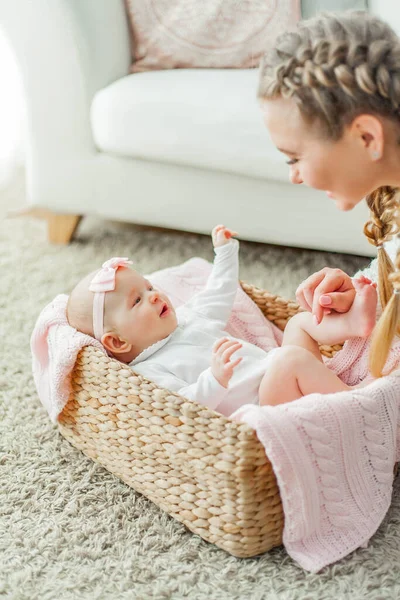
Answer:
[{"xmin": 1, "ymin": 0, "xmax": 399, "ymax": 255}]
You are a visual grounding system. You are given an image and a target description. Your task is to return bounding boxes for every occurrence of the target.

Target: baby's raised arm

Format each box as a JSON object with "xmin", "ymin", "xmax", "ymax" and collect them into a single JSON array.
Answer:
[{"xmin": 184, "ymin": 225, "xmax": 240, "ymax": 328}]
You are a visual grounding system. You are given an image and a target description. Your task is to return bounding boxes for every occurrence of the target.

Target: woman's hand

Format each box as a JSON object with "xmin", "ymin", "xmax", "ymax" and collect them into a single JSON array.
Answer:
[
  {"xmin": 295, "ymin": 267, "xmax": 357, "ymax": 324},
  {"xmin": 211, "ymin": 337, "xmax": 242, "ymax": 388},
  {"xmin": 212, "ymin": 224, "xmax": 238, "ymax": 248}
]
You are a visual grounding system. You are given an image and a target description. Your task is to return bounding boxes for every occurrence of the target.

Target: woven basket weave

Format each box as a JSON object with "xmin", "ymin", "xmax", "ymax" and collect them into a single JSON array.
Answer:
[{"xmin": 58, "ymin": 282, "xmax": 341, "ymax": 558}]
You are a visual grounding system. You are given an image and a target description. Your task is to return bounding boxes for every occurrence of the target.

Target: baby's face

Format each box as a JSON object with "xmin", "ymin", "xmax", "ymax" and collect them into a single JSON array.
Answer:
[{"xmin": 105, "ymin": 267, "xmax": 177, "ymax": 358}]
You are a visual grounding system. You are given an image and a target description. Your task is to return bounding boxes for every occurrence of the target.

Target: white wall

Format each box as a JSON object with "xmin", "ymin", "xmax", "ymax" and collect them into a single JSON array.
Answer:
[
  {"xmin": 0, "ymin": 27, "xmax": 25, "ymax": 189},
  {"xmin": 368, "ymin": 0, "xmax": 400, "ymax": 37}
]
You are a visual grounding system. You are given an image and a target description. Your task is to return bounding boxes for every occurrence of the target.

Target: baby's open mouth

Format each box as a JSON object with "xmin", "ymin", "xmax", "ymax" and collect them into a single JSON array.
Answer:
[{"xmin": 160, "ymin": 303, "xmax": 169, "ymax": 317}]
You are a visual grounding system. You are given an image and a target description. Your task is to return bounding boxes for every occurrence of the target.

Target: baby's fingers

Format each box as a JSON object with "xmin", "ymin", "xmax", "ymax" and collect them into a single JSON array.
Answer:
[
  {"xmin": 212, "ymin": 224, "xmax": 224, "ymax": 234},
  {"xmin": 221, "ymin": 341, "xmax": 242, "ymax": 363},
  {"xmin": 213, "ymin": 337, "xmax": 230, "ymax": 353},
  {"xmin": 223, "ymin": 356, "xmax": 242, "ymax": 376},
  {"xmin": 212, "ymin": 225, "xmax": 238, "ymax": 243},
  {"xmin": 224, "ymin": 228, "xmax": 239, "ymax": 239},
  {"xmin": 229, "ymin": 356, "xmax": 242, "ymax": 370}
]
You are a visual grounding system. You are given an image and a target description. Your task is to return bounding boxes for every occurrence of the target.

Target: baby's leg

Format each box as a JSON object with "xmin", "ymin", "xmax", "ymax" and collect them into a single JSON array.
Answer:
[
  {"xmin": 258, "ymin": 278, "xmax": 376, "ymax": 406},
  {"xmin": 282, "ymin": 312, "xmax": 323, "ymax": 363},
  {"xmin": 258, "ymin": 345, "xmax": 350, "ymax": 406}
]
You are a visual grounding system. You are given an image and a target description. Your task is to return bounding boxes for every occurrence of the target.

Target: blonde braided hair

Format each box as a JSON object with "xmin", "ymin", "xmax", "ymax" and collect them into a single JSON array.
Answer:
[
  {"xmin": 364, "ymin": 187, "xmax": 398, "ymax": 310},
  {"xmin": 258, "ymin": 11, "xmax": 400, "ymax": 377},
  {"xmin": 368, "ymin": 240, "xmax": 400, "ymax": 376}
]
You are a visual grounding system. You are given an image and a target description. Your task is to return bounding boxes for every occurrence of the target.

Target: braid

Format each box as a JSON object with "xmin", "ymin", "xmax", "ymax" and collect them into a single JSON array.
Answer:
[
  {"xmin": 365, "ymin": 189, "xmax": 400, "ymax": 378},
  {"xmin": 258, "ymin": 12, "xmax": 400, "ymax": 140},
  {"xmin": 364, "ymin": 186, "xmax": 399, "ymax": 309},
  {"xmin": 369, "ymin": 240, "xmax": 400, "ymax": 377},
  {"xmin": 362, "ymin": 187, "xmax": 400, "ymax": 377}
]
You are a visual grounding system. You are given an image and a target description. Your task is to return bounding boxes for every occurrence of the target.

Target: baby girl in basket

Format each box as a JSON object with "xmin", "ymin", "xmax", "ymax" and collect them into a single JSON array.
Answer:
[{"xmin": 66, "ymin": 225, "xmax": 377, "ymax": 416}]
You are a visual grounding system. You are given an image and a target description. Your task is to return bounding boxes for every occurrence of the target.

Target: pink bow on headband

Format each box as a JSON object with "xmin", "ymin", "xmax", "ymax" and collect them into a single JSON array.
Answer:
[
  {"xmin": 89, "ymin": 257, "xmax": 133, "ymax": 293},
  {"xmin": 89, "ymin": 257, "xmax": 133, "ymax": 342}
]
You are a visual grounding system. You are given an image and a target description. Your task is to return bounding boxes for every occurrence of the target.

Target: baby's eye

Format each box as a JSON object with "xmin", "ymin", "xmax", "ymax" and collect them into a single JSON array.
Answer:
[
  {"xmin": 148, "ymin": 285, "xmax": 154, "ymax": 291},
  {"xmin": 286, "ymin": 158, "xmax": 298, "ymax": 165},
  {"xmin": 134, "ymin": 296, "xmax": 141, "ymax": 305}
]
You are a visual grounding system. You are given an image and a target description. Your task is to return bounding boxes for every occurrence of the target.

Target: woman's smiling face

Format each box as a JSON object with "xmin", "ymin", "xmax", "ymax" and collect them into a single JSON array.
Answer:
[{"xmin": 261, "ymin": 96, "xmax": 384, "ymax": 211}]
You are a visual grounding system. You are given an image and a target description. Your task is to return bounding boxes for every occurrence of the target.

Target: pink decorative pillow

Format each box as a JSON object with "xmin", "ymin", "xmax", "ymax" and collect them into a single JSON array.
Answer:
[{"xmin": 125, "ymin": 0, "xmax": 301, "ymax": 73}]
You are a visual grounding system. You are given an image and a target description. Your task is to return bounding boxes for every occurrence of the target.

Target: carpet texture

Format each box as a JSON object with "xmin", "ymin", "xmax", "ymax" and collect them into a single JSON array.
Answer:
[{"xmin": 1, "ymin": 173, "xmax": 400, "ymax": 600}]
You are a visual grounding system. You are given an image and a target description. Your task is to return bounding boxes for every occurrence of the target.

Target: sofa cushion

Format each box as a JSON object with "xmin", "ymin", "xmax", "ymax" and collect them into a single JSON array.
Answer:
[
  {"xmin": 125, "ymin": 0, "xmax": 300, "ymax": 73},
  {"xmin": 90, "ymin": 68, "xmax": 288, "ymax": 182}
]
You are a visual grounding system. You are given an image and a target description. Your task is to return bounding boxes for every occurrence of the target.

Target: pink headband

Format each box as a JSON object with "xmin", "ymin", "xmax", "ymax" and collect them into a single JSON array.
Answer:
[{"xmin": 89, "ymin": 257, "xmax": 133, "ymax": 341}]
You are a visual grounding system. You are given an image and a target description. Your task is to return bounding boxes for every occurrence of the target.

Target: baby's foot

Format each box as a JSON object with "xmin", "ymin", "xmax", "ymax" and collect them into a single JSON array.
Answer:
[{"xmin": 346, "ymin": 277, "xmax": 377, "ymax": 338}]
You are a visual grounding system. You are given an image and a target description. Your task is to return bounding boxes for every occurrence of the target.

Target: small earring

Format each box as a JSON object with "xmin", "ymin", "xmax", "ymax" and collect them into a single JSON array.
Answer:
[{"xmin": 372, "ymin": 151, "xmax": 381, "ymax": 160}]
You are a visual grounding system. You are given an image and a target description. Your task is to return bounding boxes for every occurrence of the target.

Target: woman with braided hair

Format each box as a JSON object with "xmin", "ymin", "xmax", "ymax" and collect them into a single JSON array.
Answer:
[{"xmin": 258, "ymin": 10, "xmax": 400, "ymax": 382}]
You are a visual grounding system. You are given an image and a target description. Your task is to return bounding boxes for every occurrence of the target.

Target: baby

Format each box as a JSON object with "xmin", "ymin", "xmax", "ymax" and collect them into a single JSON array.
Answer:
[{"xmin": 67, "ymin": 225, "xmax": 377, "ymax": 415}]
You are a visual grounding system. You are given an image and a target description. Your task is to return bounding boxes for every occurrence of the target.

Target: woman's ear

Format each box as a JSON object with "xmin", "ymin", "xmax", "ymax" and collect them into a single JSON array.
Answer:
[
  {"xmin": 351, "ymin": 114, "xmax": 384, "ymax": 161},
  {"xmin": 101, "ymin": 332, "xmax": 132, "ymax": 355}
]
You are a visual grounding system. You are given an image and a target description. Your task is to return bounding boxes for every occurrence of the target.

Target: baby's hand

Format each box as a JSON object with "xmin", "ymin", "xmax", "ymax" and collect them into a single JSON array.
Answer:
[
  {"xmin": 211, "ymin": 337, "xmax": 242, "ymax": 388},
  {"xmin": 212, "ymin": 224, "xmax": 238, "ymax": 248}
]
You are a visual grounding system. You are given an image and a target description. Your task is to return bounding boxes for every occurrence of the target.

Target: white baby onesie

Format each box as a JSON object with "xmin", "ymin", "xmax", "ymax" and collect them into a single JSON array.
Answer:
[{"xmin": 130, "ymin": 240, "xmax": 276, "ymax": 417}]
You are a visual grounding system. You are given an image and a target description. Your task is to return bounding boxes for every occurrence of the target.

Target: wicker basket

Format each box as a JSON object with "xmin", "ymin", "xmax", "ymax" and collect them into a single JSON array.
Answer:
[{"xmin": 58, "ymin": 282, "xmax": 342, "ymax": 558}]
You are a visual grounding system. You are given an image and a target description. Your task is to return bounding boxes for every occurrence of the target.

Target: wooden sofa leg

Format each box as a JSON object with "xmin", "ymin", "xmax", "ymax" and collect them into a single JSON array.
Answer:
[
  {"xmin": 8, "ymin": 206, "xmax": 82, "ymax": 244},
  {"xmin": 47, "ymin": 213, "xmax": 82, "ymax": 244}
]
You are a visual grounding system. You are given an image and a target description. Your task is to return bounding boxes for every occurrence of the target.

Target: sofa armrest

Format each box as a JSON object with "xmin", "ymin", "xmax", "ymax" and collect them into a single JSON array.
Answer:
[
  {"xmin": 369, "ymin": 0, "xmax": 400, "ymax": 37},
  {"xmin": 0, "ymin": 0, "xmax": 131, "ymax": 161}
]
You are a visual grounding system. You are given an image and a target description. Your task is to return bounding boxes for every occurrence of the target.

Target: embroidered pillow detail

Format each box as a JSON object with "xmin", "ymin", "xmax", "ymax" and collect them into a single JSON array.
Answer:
[{"xmin": 126, "ymin": 0, "xmax": 301, "ymax": 72}]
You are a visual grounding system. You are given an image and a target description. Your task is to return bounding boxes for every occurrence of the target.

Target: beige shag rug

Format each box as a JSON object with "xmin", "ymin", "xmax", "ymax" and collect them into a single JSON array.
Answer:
[{"xmin": 1, "ymin": 172, "xmax": 400, "ymax": 599}]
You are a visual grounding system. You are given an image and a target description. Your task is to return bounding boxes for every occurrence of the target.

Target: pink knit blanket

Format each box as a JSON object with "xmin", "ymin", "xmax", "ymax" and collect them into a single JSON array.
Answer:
[{"xmin": 232, "ymin": 372, "xmax": 400, "ymax": 572}]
